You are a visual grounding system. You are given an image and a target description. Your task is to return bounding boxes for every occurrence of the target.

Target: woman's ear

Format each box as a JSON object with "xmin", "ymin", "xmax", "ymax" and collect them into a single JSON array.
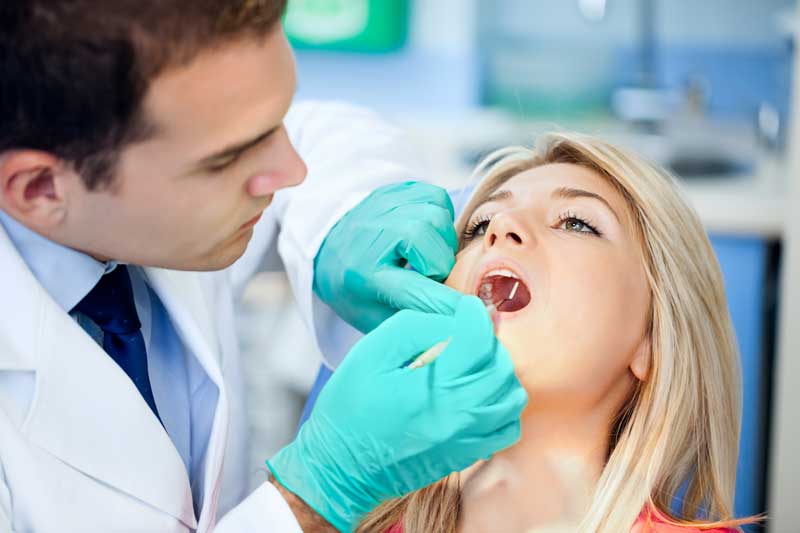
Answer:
[{"xmin": 629, "ymin": 336, "xmax": 651, "ymax": 382}]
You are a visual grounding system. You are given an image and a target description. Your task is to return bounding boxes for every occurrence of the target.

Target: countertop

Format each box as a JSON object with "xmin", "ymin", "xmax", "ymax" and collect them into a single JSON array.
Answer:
[{"xmin": 397, "ymin": 111, "xmax": 788, "ymax": 240}]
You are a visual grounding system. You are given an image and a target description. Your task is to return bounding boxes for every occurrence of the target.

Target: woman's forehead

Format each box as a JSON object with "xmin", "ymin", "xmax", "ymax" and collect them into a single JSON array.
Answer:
[
  {"xmin": 502, "ymin": 163, "xmax": 615, "ymax": 200},
  {"xmin": 484, "ymin": 162, "xmax": 641, "ymax": 237}
]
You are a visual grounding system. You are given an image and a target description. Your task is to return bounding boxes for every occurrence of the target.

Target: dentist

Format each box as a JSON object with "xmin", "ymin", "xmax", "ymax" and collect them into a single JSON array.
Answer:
[{"xmin": 0, "ymin": 2, "xmax": 526, "ymax": 532}]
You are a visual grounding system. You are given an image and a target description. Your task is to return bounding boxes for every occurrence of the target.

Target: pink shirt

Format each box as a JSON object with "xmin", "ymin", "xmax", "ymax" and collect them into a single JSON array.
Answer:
[
  {"xmin": 632, "ymin": 508, "xmax": 738, "ymax": 532},
  {"xmin": 387, "ymin": 508, "xmax": 738, "ymax": 532}
]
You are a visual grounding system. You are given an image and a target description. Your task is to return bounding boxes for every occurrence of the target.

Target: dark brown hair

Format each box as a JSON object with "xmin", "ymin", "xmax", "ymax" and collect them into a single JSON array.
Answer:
[{"xmin": 0, "ymin": 0, "xmax": 287, "ymax": 189}]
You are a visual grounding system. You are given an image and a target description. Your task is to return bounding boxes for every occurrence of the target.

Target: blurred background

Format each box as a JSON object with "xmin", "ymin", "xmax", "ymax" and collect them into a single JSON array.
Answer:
[{"xmin": 237, "ymin": 1, "xmax": 800, "ymax": 531}]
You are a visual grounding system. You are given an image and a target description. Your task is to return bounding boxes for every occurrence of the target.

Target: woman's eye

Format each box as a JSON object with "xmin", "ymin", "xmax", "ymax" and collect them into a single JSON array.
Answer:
[
  {"xmin": 472, "ymin": 220, "xmax": 491, "ymax": 236},
  {"xmin": 559, "ymin": 215, "xmax": 600, "ymax": 235},
  {"xmin": 462, "ymin": 217, "xmax": 492, "ymax": 241}
]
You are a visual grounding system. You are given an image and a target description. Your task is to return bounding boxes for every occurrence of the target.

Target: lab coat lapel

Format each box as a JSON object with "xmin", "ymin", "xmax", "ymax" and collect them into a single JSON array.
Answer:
[
  {"xmin": 143, "ymin": 268, "xmax": 229, "ymax": 529},
  {"xmin": 0, "ymin": 226, "xmax": 197, "ymax": 527}
]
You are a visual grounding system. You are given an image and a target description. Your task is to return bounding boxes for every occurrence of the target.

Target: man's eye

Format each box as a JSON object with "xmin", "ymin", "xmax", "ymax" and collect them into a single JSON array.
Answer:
[{"xmin": 207, "ymin": 153, "xmax": 241, "ymax": 173}]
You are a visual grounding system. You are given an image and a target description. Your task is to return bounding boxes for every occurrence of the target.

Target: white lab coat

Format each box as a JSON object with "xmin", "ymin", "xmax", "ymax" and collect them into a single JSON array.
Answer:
[{"xmin": 0, "ymin": 101, "xmax": 421, "ymax": 532}]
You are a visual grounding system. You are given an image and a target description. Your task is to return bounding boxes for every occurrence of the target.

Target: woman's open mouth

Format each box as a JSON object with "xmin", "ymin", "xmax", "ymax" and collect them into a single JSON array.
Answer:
[{"xmin": 477, "ymin": 268, "xmax": 532, "ymax": 313}]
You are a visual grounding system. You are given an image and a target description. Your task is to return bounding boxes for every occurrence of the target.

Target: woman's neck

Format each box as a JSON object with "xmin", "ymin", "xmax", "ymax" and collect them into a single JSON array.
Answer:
[{"xmin": 458, "ymin": 405, "xmax": 613, "ymax": 533}]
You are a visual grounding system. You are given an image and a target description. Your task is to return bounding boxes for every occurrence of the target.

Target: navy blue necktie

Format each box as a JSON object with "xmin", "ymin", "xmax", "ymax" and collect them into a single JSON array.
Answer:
[{"xmin": 72, "ymin": 265, "xmax": 161, "ymax": 422}]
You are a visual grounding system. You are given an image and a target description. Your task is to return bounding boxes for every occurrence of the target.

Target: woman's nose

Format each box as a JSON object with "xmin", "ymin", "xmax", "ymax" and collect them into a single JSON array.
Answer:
[{"xmin": 484, "ymin": 212, "xmax": 528, "ymax": 249}]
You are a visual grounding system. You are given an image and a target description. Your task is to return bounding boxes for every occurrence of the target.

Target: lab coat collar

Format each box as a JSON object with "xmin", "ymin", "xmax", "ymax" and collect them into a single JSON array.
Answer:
[
  {"xmin": 0, "ymin": 224, "xmax": 199, "ymax": 528},
  {"xmin": 142, "ymin": 267, "xmax": 230, "ymax": 530}
]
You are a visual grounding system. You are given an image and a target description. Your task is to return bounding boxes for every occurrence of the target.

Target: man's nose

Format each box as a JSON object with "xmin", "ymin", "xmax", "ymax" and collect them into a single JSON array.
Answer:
[
  {"xmin": 247, "ymin": 135, "xmax": 307, "ymax": 197},
  {"xmin": 283, "ymin": 138, "xmax": 308, "ymax": 188},
  {"xmin": 484, "ymin": 212, "xmax": 530, "ymax": 249},
  {"xmin": 271, "ymin": 129, "xmax": 307, "ymax": 189}
]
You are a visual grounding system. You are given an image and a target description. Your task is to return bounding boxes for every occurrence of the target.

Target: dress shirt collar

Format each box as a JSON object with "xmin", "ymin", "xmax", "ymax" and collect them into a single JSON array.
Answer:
[{"xmin": 0, "ymin": 209, "xmax": 117, "ymax": 312}]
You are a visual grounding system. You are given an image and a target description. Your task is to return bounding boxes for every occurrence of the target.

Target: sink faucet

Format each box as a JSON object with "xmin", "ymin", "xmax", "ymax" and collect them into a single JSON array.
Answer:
[{"xmin": 610, "ymin": 0, "xmax": 693, "ymax": 134}]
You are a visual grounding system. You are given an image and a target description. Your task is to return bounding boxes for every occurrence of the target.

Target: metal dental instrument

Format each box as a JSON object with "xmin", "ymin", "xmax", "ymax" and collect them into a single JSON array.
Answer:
[{"xmin": 408, "ymin": 281, "xmax": 519, "ymax": 370}]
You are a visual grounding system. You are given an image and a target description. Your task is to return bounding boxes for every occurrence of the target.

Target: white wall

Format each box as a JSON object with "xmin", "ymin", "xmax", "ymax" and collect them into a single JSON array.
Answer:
[
  {"xmin": 409, "ymin": 0, "xmax": 477, "ymax": 55},
  {"xmin": 767, "ymin": 5, "xmax": 800, "ymax": 532}
]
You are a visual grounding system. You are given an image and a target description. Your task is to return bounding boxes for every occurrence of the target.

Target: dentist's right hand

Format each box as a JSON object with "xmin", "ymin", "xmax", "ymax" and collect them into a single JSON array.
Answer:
[{"xmin": 267, "ymin": 295, "xmax": 528, "ymax": 532}]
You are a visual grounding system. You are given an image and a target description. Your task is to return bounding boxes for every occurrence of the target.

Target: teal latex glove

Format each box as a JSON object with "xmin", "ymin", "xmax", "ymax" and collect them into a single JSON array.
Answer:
[
  {"xmin": 267, "ymin": 296, "xmax": 528, "ymax": 532},
  {"xmin": 313, "ymin": 181, "xmax": 461, "ymax": 333}
]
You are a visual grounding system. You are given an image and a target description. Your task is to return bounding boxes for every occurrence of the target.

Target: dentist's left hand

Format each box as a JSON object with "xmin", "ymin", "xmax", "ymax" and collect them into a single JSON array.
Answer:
[
  {"xmin": 313, "ymin": 181, "xmax": 461, "ymax": 333},
  {"xmin": 267, "ymin": 296, "xmax": 527, "ymax": 531}
]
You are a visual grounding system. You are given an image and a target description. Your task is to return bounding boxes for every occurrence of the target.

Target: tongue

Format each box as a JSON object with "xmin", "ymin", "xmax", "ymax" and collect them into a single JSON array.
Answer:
[{"xmin": 478, "ymin": 275, "xmax": 532, "ymax": 313}]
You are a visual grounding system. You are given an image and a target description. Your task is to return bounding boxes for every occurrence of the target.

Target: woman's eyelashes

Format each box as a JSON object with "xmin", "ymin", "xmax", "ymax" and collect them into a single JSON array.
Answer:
[
  {"xmin": 460, "ymin": 210, "xmax": 603, "ymax": 243},
  {"xmin": 462, "ymin": 214, "xmax": 492, "ymax": 241},
  {"xmin": 556, "ymin": 211, "xmax": 602, "ymax": 236}
]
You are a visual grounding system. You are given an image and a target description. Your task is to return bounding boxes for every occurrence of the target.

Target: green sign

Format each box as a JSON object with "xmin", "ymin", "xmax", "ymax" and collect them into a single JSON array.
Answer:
[{"xmin": 284, "ymin": 0, "xmax": 409, "ymax": 52}]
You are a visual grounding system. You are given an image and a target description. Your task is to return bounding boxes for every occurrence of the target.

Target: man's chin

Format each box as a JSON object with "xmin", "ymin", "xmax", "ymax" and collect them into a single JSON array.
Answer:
[
  {"xmin": 194, "ymin": 227, "xmax": 254, "ymax": 271},
  {"xmin": 119, "ymin": 226, "xmax": 256, "ymax": 272}
]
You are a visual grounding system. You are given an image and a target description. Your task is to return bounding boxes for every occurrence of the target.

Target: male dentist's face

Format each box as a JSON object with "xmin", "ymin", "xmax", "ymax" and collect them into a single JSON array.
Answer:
[{"xmin": 56, "ymin": 27, "xmax": 306, "ymax": 270}]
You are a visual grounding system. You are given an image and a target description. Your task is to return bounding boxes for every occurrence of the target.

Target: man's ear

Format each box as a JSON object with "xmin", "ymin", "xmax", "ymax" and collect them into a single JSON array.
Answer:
[
  {"xmin": 630, "ymin": 336, "xmax": 651, "ymax": 382},
  {"xmin": 0, "ymin": 150, "xmax": 71, "ymax": 230}
]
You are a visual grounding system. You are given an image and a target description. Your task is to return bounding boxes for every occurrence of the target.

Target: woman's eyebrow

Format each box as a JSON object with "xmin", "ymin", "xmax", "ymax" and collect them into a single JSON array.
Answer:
[
  {"xmin": 471, "ymin": 189, "xmax": 513, "ymax": 213},
  {"xmin": 552, "ymin": 186, "xmax": 620, "ymax": 222}
]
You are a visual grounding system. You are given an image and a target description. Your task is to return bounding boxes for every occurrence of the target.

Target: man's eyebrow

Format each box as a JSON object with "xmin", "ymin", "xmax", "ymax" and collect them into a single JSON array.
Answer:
[
  {"xmin": 470, "ymin": 189, "xmax": 513, "ymax": 213},
  {"xmin": 194, "ymin": 125, "xmax": 280, "ymax": 169},
  {"xmin": 553, "ymin": 186, "xmax": 620, "ymax": 222}
]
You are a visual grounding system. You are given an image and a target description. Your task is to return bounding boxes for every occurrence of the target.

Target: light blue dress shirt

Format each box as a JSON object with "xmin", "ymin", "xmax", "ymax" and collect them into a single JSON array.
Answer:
[{"xmin": 0, "ymin": 210, "xmax": 213, "ymax": 513}]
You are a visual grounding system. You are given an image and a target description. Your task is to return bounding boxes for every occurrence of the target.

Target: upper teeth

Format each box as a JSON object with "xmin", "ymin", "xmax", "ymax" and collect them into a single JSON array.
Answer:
[{"xmin": 484, "ymin": 268, "xmax": 519, "ymax": 279}]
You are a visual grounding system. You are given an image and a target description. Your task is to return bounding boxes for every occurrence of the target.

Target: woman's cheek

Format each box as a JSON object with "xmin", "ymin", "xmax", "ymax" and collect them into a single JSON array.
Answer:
[
  {"xmin": 445, "ymin": 250, "xmax": 476, "ymax": 291},
  {"xmin": 444, "ymin": 266, "xmax": 465, "ymax": 290}
]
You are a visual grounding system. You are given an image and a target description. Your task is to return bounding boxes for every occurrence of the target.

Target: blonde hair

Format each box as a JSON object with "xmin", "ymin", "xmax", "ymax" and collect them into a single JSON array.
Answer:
[{"xmin": 357, "ymin": 132, "xmax": 755, "ymax": 532}]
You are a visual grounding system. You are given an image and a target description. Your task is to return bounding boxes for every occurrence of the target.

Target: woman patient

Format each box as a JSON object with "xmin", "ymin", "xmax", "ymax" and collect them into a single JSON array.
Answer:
[{"xmin": 357, "ymin": 133, "xmax": 756, "ymax": 532}]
